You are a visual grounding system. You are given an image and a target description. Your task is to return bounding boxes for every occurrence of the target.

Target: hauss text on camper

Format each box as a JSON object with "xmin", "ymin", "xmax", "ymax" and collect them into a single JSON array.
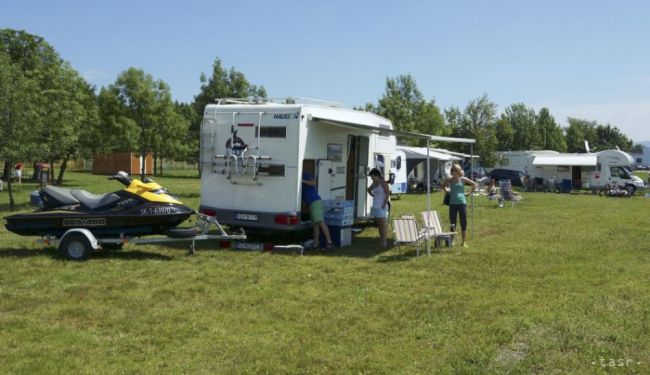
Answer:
[{"xmin": 273, "ymin": 113, "xmax": 299, "ymax": 120}]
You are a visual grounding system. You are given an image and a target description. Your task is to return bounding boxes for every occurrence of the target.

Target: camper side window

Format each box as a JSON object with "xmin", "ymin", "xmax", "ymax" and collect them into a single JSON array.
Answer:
[
  {"xmin": 255, "ymin": 126, "xmax": 287, "ymax": 139},
  {"xmin": 611, "ymin": 167, "xmax": 629, "ymax": 179},
  {"xmin": 257, "ymin": 164, "xmax": 285, "ymax": 177}
]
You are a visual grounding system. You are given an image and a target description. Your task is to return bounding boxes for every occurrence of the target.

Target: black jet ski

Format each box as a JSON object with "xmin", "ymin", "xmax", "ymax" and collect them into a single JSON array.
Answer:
[{"xmin": 4, "ymin": 171, "xmax": 194, "ymax": 238}]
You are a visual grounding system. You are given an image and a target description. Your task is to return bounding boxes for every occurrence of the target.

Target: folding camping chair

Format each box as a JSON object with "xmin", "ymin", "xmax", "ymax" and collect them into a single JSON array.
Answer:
[
  {"xmin": 392, "ymin": 216, "xmax": 426, "ymax": 256},
  {"xmin": 421, "ymin": 210, "xmax": 457, "ymax": 249},
  {"xmin": 498, "ymin": 179, "xmax": 522, "ymax": 207}
]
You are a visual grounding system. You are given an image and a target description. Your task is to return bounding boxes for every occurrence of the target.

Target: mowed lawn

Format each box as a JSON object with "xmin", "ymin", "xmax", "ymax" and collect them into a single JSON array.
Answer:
[{"xmin": 1, "ymin": 171, "xmax": 649, "ymax": 374}]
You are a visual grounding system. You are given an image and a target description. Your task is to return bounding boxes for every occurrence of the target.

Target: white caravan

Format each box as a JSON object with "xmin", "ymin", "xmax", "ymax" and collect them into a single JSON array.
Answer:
[
  {"xmin": 495, "ymin": 149, "xmax": 645, "ymax": 192},
  {"xmin": 198, "ymin": 99, "xmax": 396, "ymax": 231}
]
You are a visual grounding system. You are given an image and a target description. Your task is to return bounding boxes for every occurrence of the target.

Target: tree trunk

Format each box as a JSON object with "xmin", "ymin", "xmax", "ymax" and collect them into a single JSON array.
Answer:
[
  {"xmin": 56, "ymin": 157, "xmax": 69, "ymax": 185},
  {"xmin": 31, "ymin": 162, "xmax": 38, "ymax": 181},
  {"xmin": 6, "ymin": 160, "xmax": 15, "ymax": 210},
  {"xmin": 2, "ymin": 161, "xmax": 9, "ymax": 181},
  {"xmin": 153, "ymin": 152, "xmax": 158, "ymax": 176},
  {"xmin": 160, "ymin": 153, "xmax": 164, "ymax": 176},
  {"xmin": 49, "ymin": 158, "xmax": 55, "ymax": 185}
]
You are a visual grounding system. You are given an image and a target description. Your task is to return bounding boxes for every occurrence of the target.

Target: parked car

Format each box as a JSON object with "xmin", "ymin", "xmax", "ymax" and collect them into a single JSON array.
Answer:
[
  {"xmin": 487, "ymin": 168, "xmax": 525, "ymax": 187},
  {"xmin": 463, "ymin": 166, "xmax": 487, "ymax": 180}
]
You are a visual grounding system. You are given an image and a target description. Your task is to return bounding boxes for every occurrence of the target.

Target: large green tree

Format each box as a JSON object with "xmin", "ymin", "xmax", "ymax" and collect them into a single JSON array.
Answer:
[
  {"xmin": 449, "ymin": 95, "xmax": 498, "ymax": 165},
  {"xmin": 565, "ymin": 118, "xmax": 595, "ymax": 152},
  {"xmin": 97, "ymin": 68, "xmax": 189, "ymax": 179},
  {"xmin": 42, "ymin": 63, "xmax": 99, "ymax": 184},
  {"xmin": 594, "ymin": 123, "xmax": 633, "ymax": 151},
  {"xmin": 494, "ymin": 115, "xmax": 514, "ymax": 151},
  {"xmin": 564, "ymin": 118, "xmax": 631, "ymax": 153},
  {"xmin": 188, "ymin": 58, "xmax": 267, "ymax": 165},
  {"xmin": 631, "ymin": 144, "xmax": 644, "ymax": 154},
  {"xmin": 0, "ymin": 50, "xmax": 38, "ymax": 209},
  {"xmin": 375, "ymin": 74, "xmax": 446, "ymax": 146},
  {"xmin": 502, "ymin": 103, "xmax": 539, "ymax": 150},
  {"xmin": 0, "ymin": 29, "xmax": 96, "ymax": 195},
  {"xmin": 536, "ymin": 108, "xmax": 566, "ymax": 151},
  {"xmin": 496, "ymin": 106, "xmax": 566, "ymax": 152}
]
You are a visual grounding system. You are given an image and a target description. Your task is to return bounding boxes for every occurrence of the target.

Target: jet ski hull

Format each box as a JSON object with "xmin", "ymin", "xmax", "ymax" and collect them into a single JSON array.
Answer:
[{"xmin": 5, "ymin": 203, "xmax": 194, "ymax": 238}]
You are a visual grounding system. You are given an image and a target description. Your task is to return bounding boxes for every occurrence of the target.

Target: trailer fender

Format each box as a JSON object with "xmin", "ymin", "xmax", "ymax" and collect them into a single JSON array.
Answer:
[{"xmin": 59, "ymin": 228, "xmax": 100, "ymax": 251}]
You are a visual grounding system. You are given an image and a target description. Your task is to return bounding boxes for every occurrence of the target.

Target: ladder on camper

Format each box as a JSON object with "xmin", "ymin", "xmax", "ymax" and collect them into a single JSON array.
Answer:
[{"xmin": 213, "ymin": 111, "xmax": 271, "ymax": 184}]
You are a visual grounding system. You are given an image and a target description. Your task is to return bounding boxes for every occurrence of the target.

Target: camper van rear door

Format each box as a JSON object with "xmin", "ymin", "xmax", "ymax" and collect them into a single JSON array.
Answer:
[{"xmin": 318, "ymin": 160, "xmax": 333, "ymax": 200}]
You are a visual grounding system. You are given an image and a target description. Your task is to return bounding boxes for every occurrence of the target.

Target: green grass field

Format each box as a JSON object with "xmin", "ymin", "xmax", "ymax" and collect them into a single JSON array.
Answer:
[{"xmin": 1, "ymin": 171, "xmax": 649, "ymax": 374}]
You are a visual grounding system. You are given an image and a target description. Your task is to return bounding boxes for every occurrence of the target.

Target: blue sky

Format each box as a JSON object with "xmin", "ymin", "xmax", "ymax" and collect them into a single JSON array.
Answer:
[{"xmin": 3, "ymin": 0, "xmax": 650, "ymax": 142}]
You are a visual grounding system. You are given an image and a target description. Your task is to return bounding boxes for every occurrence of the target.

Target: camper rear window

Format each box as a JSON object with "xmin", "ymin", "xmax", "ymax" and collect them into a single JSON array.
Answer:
[
  {"xmin": 258, "ymin": 164, "xmax": 285, "ymax": 176},
  {"xmin": 255, "ymin": 126, "xmax": 287, "ymax": 138}
]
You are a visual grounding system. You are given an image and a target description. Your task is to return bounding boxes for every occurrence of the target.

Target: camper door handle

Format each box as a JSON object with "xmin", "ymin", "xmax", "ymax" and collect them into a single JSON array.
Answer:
[{"xmin": 328, "ymin": 168, "xmax": 333, "ymax": 175}]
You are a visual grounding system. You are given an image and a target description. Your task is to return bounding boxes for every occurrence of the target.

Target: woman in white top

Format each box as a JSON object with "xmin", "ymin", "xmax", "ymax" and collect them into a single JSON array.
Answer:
[{"xmin": 367, "ymin": 168, "xmax": 390, "ymax": 248}]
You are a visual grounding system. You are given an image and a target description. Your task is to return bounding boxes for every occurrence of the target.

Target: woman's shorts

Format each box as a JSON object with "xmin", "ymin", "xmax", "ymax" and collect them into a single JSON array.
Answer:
[
  {"xmin": 309, "ymin": 200, "xmax": 324, "ymax": 223},
  {"xmin": 370, "ymin": 206, "xmax": 388, "ymax": 219}
]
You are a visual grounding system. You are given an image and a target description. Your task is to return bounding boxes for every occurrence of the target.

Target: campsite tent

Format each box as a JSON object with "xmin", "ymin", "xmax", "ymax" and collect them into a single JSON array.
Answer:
[{"xmin": 396, "ymin": 146, "xmax": 462, "ymax": 183}]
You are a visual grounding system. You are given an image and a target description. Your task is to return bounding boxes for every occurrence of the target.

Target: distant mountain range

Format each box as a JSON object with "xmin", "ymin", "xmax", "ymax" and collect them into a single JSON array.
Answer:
[{"xmin": 640, "ymin": 141, "xmax": 650, "ymax": 147}]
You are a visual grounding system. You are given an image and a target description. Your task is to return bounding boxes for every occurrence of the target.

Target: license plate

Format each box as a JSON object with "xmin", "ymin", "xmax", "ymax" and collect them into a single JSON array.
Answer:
[
  {"xmin": 234, "ymin": 213, "xmax": 258, "ymax": 221},
  {"xmin": 234, "ymin": 242, "xmax": 264, "ymax": 251}
]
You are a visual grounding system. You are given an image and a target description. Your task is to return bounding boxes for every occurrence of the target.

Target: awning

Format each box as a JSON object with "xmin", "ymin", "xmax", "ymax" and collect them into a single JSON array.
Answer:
[
  {"xmin": 430, "ymin": 148, "xmax": 479, "ymax": 159},
  {"xmin": 396, "ymin": 146, "xmax": 461, "ymax": 161},
  {"xmin": 532, "ymin": 154, "xmax": 597, "ymax": 166},
  {"xmin": 310, "ymin": 116, "xmax": 476, "ymax": 144}
]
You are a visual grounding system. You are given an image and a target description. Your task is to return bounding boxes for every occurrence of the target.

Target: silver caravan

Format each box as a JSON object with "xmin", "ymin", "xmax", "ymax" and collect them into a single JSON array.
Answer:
[{"xmin": 198, "ymin": 99, "xmax": 396, "ymax": 231}]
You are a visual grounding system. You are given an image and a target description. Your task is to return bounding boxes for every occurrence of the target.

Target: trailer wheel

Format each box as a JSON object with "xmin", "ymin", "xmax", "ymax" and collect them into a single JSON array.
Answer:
[
  {"xmin": 167, "ymin": 228, "xmax": 198, "ymax": 238},
  {"xmin": 60, "ymin": 233, "xmax": 93, "ymax": 261}
]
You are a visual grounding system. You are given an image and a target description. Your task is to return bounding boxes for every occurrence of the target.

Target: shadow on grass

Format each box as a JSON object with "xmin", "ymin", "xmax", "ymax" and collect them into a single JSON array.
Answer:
[
  {"xmin": 0, "ymin": 246, "xmax": 173, "ymax": 261},
  {"xmin": 91, "ymin": 249, "xmax": 174, "ymax": 261},
  {"xmin": 0, "ymin": 247, "xmax": 57, "ymax": 258}
]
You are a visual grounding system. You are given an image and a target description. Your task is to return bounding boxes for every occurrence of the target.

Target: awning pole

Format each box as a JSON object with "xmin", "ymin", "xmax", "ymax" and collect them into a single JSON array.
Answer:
[
  {"xmin": 470, "ymin": 144, "xmax": 474, "ymax": 240},
  {"xmin": 426, "ymin": 139, "xmax": 431, "ymax": 256}
]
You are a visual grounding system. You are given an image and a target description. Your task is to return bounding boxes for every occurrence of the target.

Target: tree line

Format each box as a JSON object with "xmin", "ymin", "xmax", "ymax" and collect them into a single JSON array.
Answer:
[
  {"xmin": 366, "ymin": 74, "xmax": 634, "ymax": 166},
  {"xmin": 0, "ymin": 29, "xmax": 638, "ymax": 208}
]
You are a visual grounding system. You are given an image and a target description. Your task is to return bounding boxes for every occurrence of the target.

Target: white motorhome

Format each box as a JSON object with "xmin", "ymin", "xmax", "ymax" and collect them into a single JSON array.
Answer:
[
  {"xmin": 495, "ymin": 149, "xmax": 645, "ymax": 192},
  {"xmin": 198, "ymin": 99, "xmax": 396, "ymax": 231}
]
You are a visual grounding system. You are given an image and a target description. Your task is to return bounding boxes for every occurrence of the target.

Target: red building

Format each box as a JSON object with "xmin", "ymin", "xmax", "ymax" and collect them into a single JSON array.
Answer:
[{"xmin": 93, "ymin": 152, "xmax": 153, "ymax": 175}]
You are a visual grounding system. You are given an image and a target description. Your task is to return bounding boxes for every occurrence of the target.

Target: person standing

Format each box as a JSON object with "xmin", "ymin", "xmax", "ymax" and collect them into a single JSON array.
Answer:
[
  {"xmin": 367, "ymin": 168, "xmax": 390, "ymax": 248},
  {"xmin": 301, "ymin": 172, "xmax": 334, "ymax": 250},
  {"xmin": 14, "ymin": 162, "xmax": 23, "ymax": 184},
  {"xmin": 443, "ymin": 163, "xmax": 478, "ymax": 247}
]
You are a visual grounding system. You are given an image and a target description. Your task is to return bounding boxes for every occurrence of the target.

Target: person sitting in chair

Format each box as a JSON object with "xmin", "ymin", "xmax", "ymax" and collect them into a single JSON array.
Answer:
[{"xmin": 486, "ymin": 179, "xmax": 504, "ymax": 208}]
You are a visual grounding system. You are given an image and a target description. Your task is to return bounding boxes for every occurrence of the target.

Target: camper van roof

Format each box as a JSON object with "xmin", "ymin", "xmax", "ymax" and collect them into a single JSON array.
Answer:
[
  {"xmin": 206, "ymin": 101, "xmax": 392, "ymax": 130},
  {"xmin": 206, "ymin": 99, "xmax": 476, "ymax": 144},
  {"xmin": 532, "ymin": 154, "xmax": 597, "ymax": 166}
]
